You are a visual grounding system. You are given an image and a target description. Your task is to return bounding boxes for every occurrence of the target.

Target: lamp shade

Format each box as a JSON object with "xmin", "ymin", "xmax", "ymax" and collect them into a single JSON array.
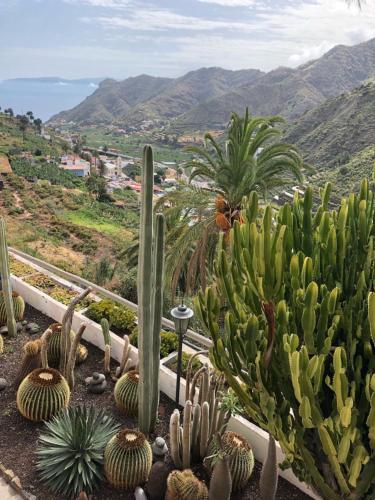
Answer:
[{"xmin": 171, "ymin": 304, "xmax": 194, "ymax": 335}]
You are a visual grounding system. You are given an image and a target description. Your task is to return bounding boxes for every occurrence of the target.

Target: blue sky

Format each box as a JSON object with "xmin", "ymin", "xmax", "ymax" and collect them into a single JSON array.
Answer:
[{"xmin": 0, "ymin": 0, "xmax": 374, "ymax": 79}]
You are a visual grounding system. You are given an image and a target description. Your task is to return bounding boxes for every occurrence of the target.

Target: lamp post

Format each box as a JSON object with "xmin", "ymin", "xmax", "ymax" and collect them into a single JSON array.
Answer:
[{"xmin": 171, "ymin": 302, "xmax": 194, "ymax": 406}]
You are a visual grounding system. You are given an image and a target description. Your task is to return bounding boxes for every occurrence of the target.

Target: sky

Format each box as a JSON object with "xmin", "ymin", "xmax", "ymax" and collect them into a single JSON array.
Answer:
[{"xmin": 0, "ymin": 0, "xmax": 374, "ymax": 80}]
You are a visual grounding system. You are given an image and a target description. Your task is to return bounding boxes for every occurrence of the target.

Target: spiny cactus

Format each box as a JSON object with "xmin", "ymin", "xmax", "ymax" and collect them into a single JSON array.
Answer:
[
  {"xmin": 0, "ymin": 334, "xmax": 3, "ymax": 354},
  {"xmin": 104, "ymin": 428, "xmax": 152, "ymax": 490},
  {"xmin": 115, "ymin": 334, "xmax": 134, "ymax": 378},
  {"xmin": 13, "ymin": 339, "xmax": 42, "ymax": 388},
  {"xmin": 138, "ymin": 145, "xmax": 165, "ymax": 434},
  {"xmin": 114, "ymin": 370, "xmax": 139, "ymax": 416},
  {"xmin": 0, "ymin": 291, "xmax": 25, "ymax": 326},
  {"xmin": 48, "ymin": 323, "xmax": 87, "ymax": 366},
  {"xmin": 165, "ymin": 470, "xmax": 208, "ymax": 500},
  {"xmin": 101, "ymin": 318, "xmax": 111, "ymax": 374},
  {"xmin": 209, "ymin": 454, "xmax": 232, "ymax": 500},
  {"xmin": 0, "ymin": 218, "xmax": 17, "ymax": 337},
  {"xmin": 17, "ymin": 367, "xmax": 70, "ymax": 421},
  {"xmin": 195, "ymin": 182, "xmax": 375, "ymax": 499},
  {"xmin": 206, "ymin": 432, "xmax": 254, "ymax": 491}
]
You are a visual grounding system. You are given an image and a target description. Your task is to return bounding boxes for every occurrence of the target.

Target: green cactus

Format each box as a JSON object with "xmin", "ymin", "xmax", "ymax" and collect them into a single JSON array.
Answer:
[
  {"xmin": 166, "ymin": 470, "xmax": 208, "ymax": 500},
  {"xmin": 14, "ymin": 339, "xmax": 42, "ymax": 388},
  {"xmin": 101, "ymin": 318, "xmax": 111, "ymax": 374},
  {"xmin": 196, "ymin": 180, "xmax": 375, "ymax": 499},
  {"xmin": 0, "ymin": 218, "xmax": 17, "ymax": 337},
  {"xmin": 16, "ymin": 367, "xmax": 70, "ymax": 421},
  {"xmin": 104, "ymin": 428, "xmax": 152, "ymax": 490},
  {"xmin": 209, "ymin": 454, "xmax": 232, "ymax": 500},
  {"xmin": 114, "ymin": 370, "xmax": 139, "ymax": 416},
  {"xmin": 47, "ymin": 323, "xmax": 87, "ymax": 366},
  {"xmin": 259, "ymin": 434, "xmax": 278, "ymax": 500},
  {"xmin": 0, "ymin": 334, "xmax": 3, "ymax": 354},
  {"xmin": 206, "ymin": 431, "xmax": 254, "ymax": 491},
  {"xmin": 0, "ymin": 291, "xmax": 25, "ymax": 326},
  {"xmin": 137, "ymin": 145, "xmax": 165, "ymax": 434}
]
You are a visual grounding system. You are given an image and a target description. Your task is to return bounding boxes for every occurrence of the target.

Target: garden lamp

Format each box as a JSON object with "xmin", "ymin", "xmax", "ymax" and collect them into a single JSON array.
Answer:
[{"xmin": 171, "ymin": 302, "xmax": 194, "ymax": 406}]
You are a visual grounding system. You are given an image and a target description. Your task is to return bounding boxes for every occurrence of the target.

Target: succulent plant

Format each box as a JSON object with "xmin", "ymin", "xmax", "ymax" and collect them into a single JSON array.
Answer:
[
  {"xmin": 165, "ymin": 470, "xmax": 208, "ymax": 500},
  {"xmin": 36, "ymin": 405, "xmax": 120, "ymax": 497},
  {"xmin": 0, "ymin": 334, "xmax": 3, "ymax": 354},
  {"xmin": 209, "ymin": 454, "xmax": 232, "ymax": 500},
  {"xmin": 17, "ymin": 367, "xmax": 70, "ymax": 421},
  {"xmin": 13, "ymin": 339, "xmax": 42, "ymax": 388},
  {"xmin": 104, "ymin": 428, "xmax": 152, "ymax": 490},
  {"xmin": 206, "ymin": 432, "xmax": 254, "ymax": 491},
  {"xmin": 47, "ymin": 323, "xmax": 86, "ymax": 365},
  {"xmin": 0, "ymin": 219, "xmax": 17, "ymax": 336},
  {"xmin": 101, "ymin": 318, "xmax": 111, "ymax": 374},
  {"xmin": 114, "ymin": 370, "xmax": 139, "ymax": 416},
  {"xmin": 0, "ymin": 291, "xmax": 25, "ymax": 326}
]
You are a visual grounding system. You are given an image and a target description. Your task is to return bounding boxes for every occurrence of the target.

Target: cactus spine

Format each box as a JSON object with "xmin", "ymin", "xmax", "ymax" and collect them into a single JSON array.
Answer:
[
  {"xmin": 166, "ymin": 470, "xmax": 208, "ymax": 500},
  {"xmin": 104, "ymin": 428, "xmax": 152, "ymax": 490},
  {"xmin": 16, "ymin": 367, "xmax": 70, "ymax": 421},
  {"xmin": 206, "ymin": 431, "xmax": 254, "ymax": 491},
  {"xmin": 114, "ymin": 370, "xmax": 139, "ymax": 416},
  {"xmin": 137, "ymin": 145, "xmax": 165, "ymax": 434},
  {"xmin": 0, "ymin": 219, "xmax": 17, "ymax": 337},
  {"xmin": 101, "ymin": 318, "xmax": 111, "ymax": 374}
]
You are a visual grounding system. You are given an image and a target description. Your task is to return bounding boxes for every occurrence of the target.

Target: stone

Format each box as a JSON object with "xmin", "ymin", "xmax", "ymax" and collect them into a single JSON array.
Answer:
[
  {"xmin": 0, "ymin": 378, "xmax": 9, "ymax": 391},
  {"xmin": 152, "ymin": 437, "xmax": 168, "ymax": 462},
  {"xmin": 145, "ymin": 462, "xmax": 171, "ymax": 500},
  {"xmin": 134, "ymin": 487, "xmax": 147, "ymax": 500},
  {"xmin": 0, "ymin": 323, "xmax": 22, "ymax": 335},
  {"xmin": 25, "ymin": 322, "xmax": 40, "ymax": 334},
  {"xmin": 86, "ymin": 372, "xmax": 107, "ymax": 394}
]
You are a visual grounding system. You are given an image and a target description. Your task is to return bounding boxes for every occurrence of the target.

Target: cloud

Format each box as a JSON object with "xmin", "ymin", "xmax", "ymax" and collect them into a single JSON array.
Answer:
[
  {"xmin": 63, "ymin": 0, "xmax": 131, "ymax": 7},
  {"xmin": 196, "ymin": 0, "xmax": 256, "ymax": 5},
  {"xmin": 288, "ymin": 41, "xmax": 335, "ymax": 65}
]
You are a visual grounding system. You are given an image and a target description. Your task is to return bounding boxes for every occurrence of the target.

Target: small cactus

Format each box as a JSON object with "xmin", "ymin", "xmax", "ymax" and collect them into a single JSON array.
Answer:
[
  {"xmin": 101, "ymin": 318, "xmax": 111, "ymax": 374},
  {"xmin": 206, "ymin": 431, "xmax": 254, "ymax": 491},
  {"xmin": 166, "ymin": 470, "xmax": 208, "ymax": 500},
  {"xmin": 0, "ymin": 291, "xmax": 25, "ymax": 326},
  {"xmin": 0, "ymin": 334, "xmax": 3, "ymax": 354},
  {"xmin": 114, "ymin": 370, "xmax": 139, "ymax": 416},
  {"xmin": 13, "ymin": 339, "xmax": 42, "ymax": 388},
  {"xmin": 16, "ymin": 367, "xmax": 70, "ymax": 421},
  {"xmin": 104, "ymin": 428, "xmax": 152, "ymax": 490}
]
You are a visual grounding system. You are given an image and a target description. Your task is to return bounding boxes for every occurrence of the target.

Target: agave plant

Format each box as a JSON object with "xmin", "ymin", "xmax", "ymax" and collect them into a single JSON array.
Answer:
[{"xmin": 36, "ymin": 405, "xmax": 120, "ymax": 497}]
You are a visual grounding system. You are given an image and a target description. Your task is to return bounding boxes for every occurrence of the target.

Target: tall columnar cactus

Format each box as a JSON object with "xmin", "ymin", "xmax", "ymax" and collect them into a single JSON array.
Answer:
[
  {"xmin": 114, "ymin": 370, "xmax": 139, "ymax": 416},
  {"xmin": 0, "ymin": 334, "xmax": 3, "ymax": 354},
  {"xmin": 137, "ymin": 145, "xmax": 165, "ymax": 434},
  {"xmin": 0, "ymin": 219, "xmax": 17, "ymax": 337},
  {"xmin": 104, "ymin": 428, "xmax": 152, "ymax": 490},
  {"xmin": 16, "ymin": 367, "xmax": 70, "ymax": 421},
  {"xmin": 166, "ymin": 470, "xmax": 208, "ymax": 500},
  {"xmin": 13, "ymin": 339, "xmax": 42, "ymax": 388},
  {"xmin": 101, "ymin": 318, "xmax": 111, "ymax": 374},
  {"xmin": 195, "ymin": 181, "xmax": 375, "ymax": 499}
]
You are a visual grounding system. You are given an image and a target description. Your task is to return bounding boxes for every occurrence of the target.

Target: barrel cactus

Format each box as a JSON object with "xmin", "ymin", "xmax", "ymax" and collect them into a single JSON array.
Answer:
[
  {"xmin": 166, "ymin": 470, "xmax": 208, "ymax": 500},
  {"xmin": 114, "ymin": 370, "xmax": 139, "ymax": 416},
  {"xmin": 16, "ymin": 367, "xmax": 70, "ymax": 421},
  {"xmin": 0, "ymin": 291, "xmax": 25, "ymax": 326},
  {"xmin": 104, "ymin": 428, "xmax": 152, "ymax": 490},
  {"xmin": 47, "ymin": 323, "xmax": 87, "ymax": 365},
  {"xmin": 206, "ymin": 432, "xmax": 254, "ymax": 491}
]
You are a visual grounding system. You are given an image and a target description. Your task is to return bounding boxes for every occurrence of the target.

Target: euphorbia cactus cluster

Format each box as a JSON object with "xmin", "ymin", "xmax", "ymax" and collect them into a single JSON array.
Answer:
[{"xmin": 196, "ymin": 181, "xmax": 375, "ymax": 499}]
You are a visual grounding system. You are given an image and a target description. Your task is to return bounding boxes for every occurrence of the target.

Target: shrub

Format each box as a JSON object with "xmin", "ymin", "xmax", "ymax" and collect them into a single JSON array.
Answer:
[
  {"xmin": 85, "ymin": 299, "xmax": 137, "ymax": 335},
  {"xmin": 117, "ymin": 267, "xmax": 138, "ymax": 304},
  {"xmin": 167, "ymin": 351, "xmax": 203, "ymax": 379},
  {"xmin": 130, "ymin": 328, "xmax": 178, "ymax": 359},
  {"xmin": 36, "ymin": 405, "xmax": 120, "ymax": 497}
]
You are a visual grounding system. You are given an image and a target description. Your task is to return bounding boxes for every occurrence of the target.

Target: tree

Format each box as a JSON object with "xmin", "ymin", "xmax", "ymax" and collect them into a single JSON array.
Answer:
[
  {"xmin": 26, "ymin": 111, "xmax": 34, "ymax": 123},
  {"xmin": 85, "ymin": 175, "xmax": 108, "ymax": 202},
  {"xmin": 33, "ymin": 118, "xmax": 42, "ymax": 134},
  {"xmin": 154, "ymin": 109, "xmax": 304, "ymax": 295},
  {"xmin": 17, "ymin": 115, "xmax": 29, "ymax": 141}
]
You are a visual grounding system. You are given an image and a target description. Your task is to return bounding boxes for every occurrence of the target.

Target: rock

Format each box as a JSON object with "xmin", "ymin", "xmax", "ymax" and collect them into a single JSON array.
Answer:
[
  {"xmin": 145, "ymin": 461, "xmax": 171, "ymax": 500},
  {"xmin": 0, "ymin": 323, "xmax": 23, "ymax": 335},
  {"xmin": 86, "ymin": 372, "xmax": 107, "ymax": 394},
  {"xmin": 25, "ymin": 322, "xmax": 40, "ymax": 334},
  {"xmin": 0, "ymin": 378, "xmax": 8, "ymax": 391},
  {"xmin": 22, "ymin": 320, "xmax": 27, "ymax": 326},
  {"xmin": 134, "ymin": 487, "xmax": 147, "ymax": 500},
  {"xmin": 152, "ymin": 437, "xmax": 168, "ymax": 462}
]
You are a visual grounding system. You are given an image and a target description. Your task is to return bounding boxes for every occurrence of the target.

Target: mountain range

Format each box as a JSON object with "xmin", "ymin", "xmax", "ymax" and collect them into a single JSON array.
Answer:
[{"xmin": 49, "ymin": 38, "xmax": 375, "ymax": 134}]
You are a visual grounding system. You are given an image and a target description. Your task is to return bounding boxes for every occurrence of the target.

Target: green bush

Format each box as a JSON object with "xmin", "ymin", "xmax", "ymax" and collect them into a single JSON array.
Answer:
[
  {"xmin": 85, "ymin": 299, "xmax": 137, "ymax": 335},
  {"xmin": 117, "ymin": 267, "xmax": 138, "ymax": 304},
  {"xmin": 130, "ymin": 328, "xmax": 178, "ymax": 359}
]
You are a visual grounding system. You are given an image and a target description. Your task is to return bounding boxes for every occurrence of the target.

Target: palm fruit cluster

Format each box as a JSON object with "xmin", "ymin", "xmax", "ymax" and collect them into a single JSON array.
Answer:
[
  {"xmin": 114, "ymin": 370, "xmax": 139, "ymax": 416},
  {"xmin": 16, "ymin": 367, "xmax": 70, "ymax": 421},
  {"xmin": 104, "ymin": 428, "xmax": 152, "ymax": 490},
  {"xmin": 0, "ymin": 291, "xmax": 25, "ymax": 326},
  {"xmin": 196, "ymin": 180, "xmax": 375, "ymax": 499},
  {"xmin": 47, "ymin": 323, "xmax": 87, "ymax": 366},
  {"xmin": 165, "ymin": 470, "xmax": 208, "ymax": 500},
  {"xmin": 206, "ymin": 431, "xmax": 254, "ymax": 491}
]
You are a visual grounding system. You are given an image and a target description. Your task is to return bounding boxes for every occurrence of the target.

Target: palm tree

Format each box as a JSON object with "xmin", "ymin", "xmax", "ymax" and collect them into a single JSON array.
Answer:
[{"xmin": 154, "ymin": 109, "xmax": 304, "ymax": 295}]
